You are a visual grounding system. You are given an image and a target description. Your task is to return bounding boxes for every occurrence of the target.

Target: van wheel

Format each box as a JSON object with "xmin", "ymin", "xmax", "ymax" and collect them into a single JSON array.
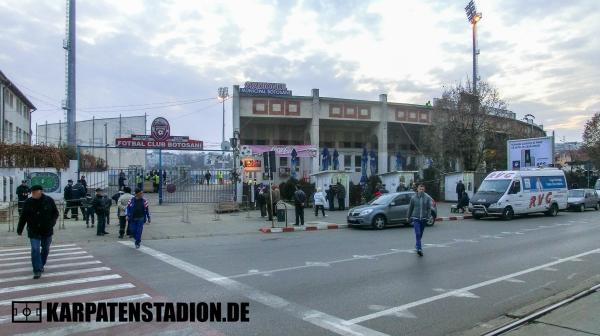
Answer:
[
  {"xmin": 473, "ymin": 214, "xmax": 483, "ymax": 220},
  {"xmin": 502, "ymin": 207, "xmax": 514, "ymax": 221},
  {"xmin": 579, "ymin": 204, "xmax": 585, "ymax": 212},
  {"xmin": 545, "ymin": 204, "xmax": 559, "ymax": 217},
  {"xmin": 372, "ymin": 215, "xmax": 386, "ymax": 230}
]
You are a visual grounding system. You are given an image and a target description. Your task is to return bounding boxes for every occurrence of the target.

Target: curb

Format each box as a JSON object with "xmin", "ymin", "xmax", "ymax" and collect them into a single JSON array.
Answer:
[
  {"xmin": 259, "ymin": 223, "xmax": 347, "ymax": 233},
  {"xmin": 436, "ymin": 215, "xmax": 473, "ymax": 221}
]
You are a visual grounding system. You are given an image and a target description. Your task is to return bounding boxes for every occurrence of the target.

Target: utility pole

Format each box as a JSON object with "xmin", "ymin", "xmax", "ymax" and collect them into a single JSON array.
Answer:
[
  {"xmin": 104, "ymin": 122, "xmax": 108, "ymax": 167},
  {"xmin": 465, "ymin": 1, "xmax": 482, "ymax": 94}
]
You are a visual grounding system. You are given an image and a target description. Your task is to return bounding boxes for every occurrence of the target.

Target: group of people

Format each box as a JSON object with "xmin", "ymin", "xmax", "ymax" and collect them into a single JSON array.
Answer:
[
  {"xmin": 17, "ymin": 179, "xmax": 152, "ymax": 279},
  {"xmin": 200, "ymin": 170, "xmax": 225, "ymax": 185},
  {"xmin": 252, "ymin": 182, "xmax": 347, "ymax": 226}
]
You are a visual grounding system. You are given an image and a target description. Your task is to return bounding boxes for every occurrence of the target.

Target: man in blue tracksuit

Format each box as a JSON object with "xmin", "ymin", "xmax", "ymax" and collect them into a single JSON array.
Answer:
[
  {"xmin": 126, "ymin": 188, "xmax": 151, "ymax": 249},
  {"xmin": 407, "ymin": 184, "xmax": 433, "ymax": 257}
]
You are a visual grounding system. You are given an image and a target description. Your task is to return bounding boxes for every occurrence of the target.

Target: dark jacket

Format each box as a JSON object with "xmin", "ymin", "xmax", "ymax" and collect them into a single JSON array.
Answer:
[
  {"xmin": 456, "ymin": 182, "xmax": 465, "ymax": 195},
  {"xmin": 72, "ymin": 183, "xmax": 85, "ymax": 200},
  {"xmin": 336, "ymin": 184, "xmax": 346, "ymax": 198},
  {"xmin": 293, "ymin": 190, "xmax": 306, "ymax": 207},
  {"xmin": 16, "ymin": 185, "xmax": 31, "ymax": 202},
  {"xmin": 17, "ymin": 195, "xmax": 59, "ymax": 238},
  {"xmin": 63, "ymin": 184, "xmax": 74, "ymax": 201},
  {"xmin": 458, "ymin": 192, "xmax": 470, "ymax": 208},
  {"xmin": 407, "ymin": 192, "xmax": 433, "ymax": 220},
  {"xmin": 91, "ymin": 195, "xmax": 111, "ymax": 215}
]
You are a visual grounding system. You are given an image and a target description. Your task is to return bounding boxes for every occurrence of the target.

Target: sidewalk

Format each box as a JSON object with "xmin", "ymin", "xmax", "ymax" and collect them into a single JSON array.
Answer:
[
  {"xmin": 0, "ymin": 201, "xmax": 463, "ymax": 247},
  {"xmin": 505, "ymin": 288, "xmax": 600, "ymax": 335}
]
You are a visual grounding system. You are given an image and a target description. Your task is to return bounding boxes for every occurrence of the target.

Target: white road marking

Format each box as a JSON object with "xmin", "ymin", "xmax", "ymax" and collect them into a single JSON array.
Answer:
[
  {"xmin": 0, "ymin": 255, "xmax": 94, "ymax": 267},
  {"xmin": 0, "ymin": 244, "xmax": 77, "ymax": 253},
  {"xmin": 504, "ymin": 278, "xmax": 526, "ymax": 283},
  {"xmin": 122, "ymin": 241, "xmax": 389, "ymax": 336},
  {"xmin": 0, "ymin": 247, "xmax": 82, "ymax": 257},
  {"xmin": 353, "ymin": 255, "xmax": 376, "ymax": 260},
  {"xmin": 0, "ymin": 283, "xmax": 135, "ymax": 306},
  {"xmin": 0, "ymin": 251, "xmax": 86, "ymax": 262},
  {"xmin": 4, "ymin": 294, "xmax": 151, "ymax": 327},
  {"xmin": 0, "ymin": 261, "xmax": 102, "ymax": 275},
  {"xmin": 367, "ymin": 305, "xmax": 415, "ymax": 319},
  {"xmin": 305, "ymin": 262, "xmax": 330, "ymax": 267},
  {"xmin": 345, "ymin": 248, "xmax": 600, "ymax": 325},
  {"xmin": 451, "ymin": 290, "xmax": 480, "ymax": 299},
  {"xmin": 567, "ymin": 273, "xmax": 578, "ymax": 280},
  {"xmin": 248, "ymin": 269, "xmax": 259, "ymax": 273},
  {"xmin": 0, "ymin": 274, "xmax": 121, "ymax": 294},
  {"xmin": 0, "ymin": 267, "xmax": 111, "ymax": 283},
  {"xmin": 543, "ymin": 267, "xmax": 558, "ymax": 272}
]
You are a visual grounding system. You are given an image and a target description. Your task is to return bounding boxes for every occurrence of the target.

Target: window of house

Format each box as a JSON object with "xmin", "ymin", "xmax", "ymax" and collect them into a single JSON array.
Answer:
[
  {"xmin": 344, "ymin": 155, "xmax": 351, "ymax": 168},
  {"xmin": 355, "ymin": 155, "xmax": 362, "ymax": 172},
  {"xmin": 280, "ymin": 157, "xmax": 288, "ymax": 167}
]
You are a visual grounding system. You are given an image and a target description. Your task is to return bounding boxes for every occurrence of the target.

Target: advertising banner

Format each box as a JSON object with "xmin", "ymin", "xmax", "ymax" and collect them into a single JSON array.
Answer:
[
  {"xmin": 507, "ymin": 136, "xmax": 553, "ymax": 170},
  {"xmin": 241, "ymin": 145, "xmax": 317, "ymax": 157}
]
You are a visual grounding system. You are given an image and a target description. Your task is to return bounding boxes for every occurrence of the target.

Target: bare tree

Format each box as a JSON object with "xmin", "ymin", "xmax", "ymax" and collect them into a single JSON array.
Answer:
[
  {"xmin": 424, "ymin": 80, "xmax": 509, "ymax": 172},
  {"xmin": 583, "ymin": 112, "xmax": 600, "ymax": 170}
]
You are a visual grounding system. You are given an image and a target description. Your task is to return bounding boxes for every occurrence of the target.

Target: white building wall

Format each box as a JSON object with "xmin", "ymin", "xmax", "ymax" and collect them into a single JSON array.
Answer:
[
  {"xmin": 1, "ymin": 85, "xmax": 32, "ymax": 144},
  {"xmin": 36, "ymin": 115, "xmax": 146, "ymax": 168}
]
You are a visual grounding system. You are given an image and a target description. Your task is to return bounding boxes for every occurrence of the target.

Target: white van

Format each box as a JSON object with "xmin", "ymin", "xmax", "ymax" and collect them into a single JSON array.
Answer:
[{"xmin": 469, "ymin": 168, "xmax": 568, "ymax": 220}]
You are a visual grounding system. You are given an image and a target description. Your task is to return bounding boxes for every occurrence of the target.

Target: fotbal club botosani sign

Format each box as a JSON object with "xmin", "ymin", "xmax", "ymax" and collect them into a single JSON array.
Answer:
[{"xmin": 116, "ymin": 117, "xmax": 203, "ymax": 150}]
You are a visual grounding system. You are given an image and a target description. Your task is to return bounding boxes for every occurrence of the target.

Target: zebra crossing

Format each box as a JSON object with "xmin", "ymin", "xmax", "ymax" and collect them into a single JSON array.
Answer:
[{"xmin": 0, "ymin": 243, "xmax": 154, "ymax": 335}]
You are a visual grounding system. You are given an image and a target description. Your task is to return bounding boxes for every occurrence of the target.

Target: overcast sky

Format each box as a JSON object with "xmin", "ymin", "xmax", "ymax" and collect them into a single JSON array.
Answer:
[{"xmin": 1, "ymin": 0, "xmax": 599, "ymax": 147}]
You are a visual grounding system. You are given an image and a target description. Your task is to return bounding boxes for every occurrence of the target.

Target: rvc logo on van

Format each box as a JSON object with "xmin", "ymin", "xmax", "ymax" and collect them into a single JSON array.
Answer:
[{"xmin": 529, "ymin": 192, "xmax": 552, "ymax": 208}]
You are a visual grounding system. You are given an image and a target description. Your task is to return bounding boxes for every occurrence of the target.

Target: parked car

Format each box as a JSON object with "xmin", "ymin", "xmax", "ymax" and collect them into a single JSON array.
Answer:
[
  {"xmin": 347, "ymin": 192, "xmax": 437, "ymax": 230},
  {"xmin": 567, "ymin": 189, "xmax": 599, "ymax": 212}
]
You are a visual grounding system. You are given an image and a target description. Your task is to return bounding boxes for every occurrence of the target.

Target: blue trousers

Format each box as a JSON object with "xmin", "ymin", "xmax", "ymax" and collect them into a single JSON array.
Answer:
[
  {"xmin": 30, "ymin": 236, "xmax": 52, "ymax": 273},
  {"xmin": 129, "ymin": 218, "xmax": 145, "ymax": 245},
  {"xmin": 412, "ymin": 218, "xmax": 427, "ymax": 251}
]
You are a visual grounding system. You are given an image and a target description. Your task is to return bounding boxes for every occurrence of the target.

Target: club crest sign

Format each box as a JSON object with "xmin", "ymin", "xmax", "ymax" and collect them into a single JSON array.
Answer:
[
  {"xmin": 116, "ymin": 117, "xmax": 203, "ymax": 150},
  {"xmin": 151, "ymin": 117, "xmax": 170, "ymax": 141}
]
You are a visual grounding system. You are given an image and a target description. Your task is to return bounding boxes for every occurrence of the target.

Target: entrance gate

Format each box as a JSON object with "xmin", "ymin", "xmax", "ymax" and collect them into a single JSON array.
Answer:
[{"xmin": 76, "ymin": 145, "xmax": 236, "ymax": 204}]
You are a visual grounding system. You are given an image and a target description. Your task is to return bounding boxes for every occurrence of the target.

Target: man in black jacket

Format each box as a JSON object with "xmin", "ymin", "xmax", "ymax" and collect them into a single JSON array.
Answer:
[
  {"xmin": 92, "ymin": 188, "xmax": 110, "ymax": 236},
  {"xmin": 63, "ymin": 179, "xmax": 77, "ymax": 219},
  {"xmin": 456, "ymin": 180, "xmax": 465, "ymax": 204},
  {"xmin": 17, "ymin": 185, "xmax": 59, "ymax": 279},
  {"xmin": 15, "ymin": 180, "xmax": 30, "ymax": 215}
]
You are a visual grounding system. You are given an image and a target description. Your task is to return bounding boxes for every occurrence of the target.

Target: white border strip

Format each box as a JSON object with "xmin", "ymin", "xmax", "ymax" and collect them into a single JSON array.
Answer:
[
  {"xmin": 0, "ymin": 244, "xmax": 77, "ymax": 253},
  {"xmin": 0, "ymin": 283, "xmax": 135, "ymax": 306}
]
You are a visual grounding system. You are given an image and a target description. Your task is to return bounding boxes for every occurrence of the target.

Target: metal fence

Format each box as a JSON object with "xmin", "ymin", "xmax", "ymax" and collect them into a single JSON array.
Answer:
[{"xmin": 162, "ymin": 169, "xmax": 235, "ymax": 203}]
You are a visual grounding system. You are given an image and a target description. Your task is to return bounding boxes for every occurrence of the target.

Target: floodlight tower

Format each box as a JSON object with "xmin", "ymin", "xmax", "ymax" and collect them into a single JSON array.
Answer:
[
  {"xmin": 63, "ymin": 0, "xmax": 76, "ymax": 147},
  {"xmin": 465, "ymin": 0, "xmax": 482, "ymax": 94}
]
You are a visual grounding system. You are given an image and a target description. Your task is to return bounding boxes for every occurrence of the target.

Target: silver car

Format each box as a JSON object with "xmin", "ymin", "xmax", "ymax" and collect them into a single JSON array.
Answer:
[
  {"xmin": 347, "ymin": 192, "xmax": 437, "ymax": 230},
  {"xmin": 567, "ymin": 189, "xmax": 599, "ymax": 212}
]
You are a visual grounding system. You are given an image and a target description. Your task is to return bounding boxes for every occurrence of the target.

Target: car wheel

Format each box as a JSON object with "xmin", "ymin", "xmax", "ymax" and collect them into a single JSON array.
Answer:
[
  {"xmin": 545, "ymin": 203, "xmax": 559, "ymax": 217},
  {"xmin": 502, "ymin": 207, "xmax": 514, "ymax": 221},
  {"xmin": 473, "ymin": 214, "xmax": 483, "ymax": 220},
  {"xmin": 595, "ymin": 203, "xmax": 599, "ymax": 211},
  {"xmin": 426, "ymin": 211, "xmax": 436, "ymax": 226},
  {"xmin": 579, "ymin": 204, "xmax": 585, "ymax": 212},
  {"xmin": 372, "ymin": 215, "xmax": 386, "ymax": 230}
]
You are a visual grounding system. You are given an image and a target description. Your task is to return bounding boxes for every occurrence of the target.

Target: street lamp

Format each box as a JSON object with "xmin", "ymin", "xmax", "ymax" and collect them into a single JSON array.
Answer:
[
  {"xmin": 218, "ymin": 87, "xmax": 229, "ymax": 150},
  {"xmin": 104, "ymin": 122, "xmax": 108, "ymax": 168},
  {"xmin": 465, "ymin": 0, "xmax": 482, "ymax": 94}
]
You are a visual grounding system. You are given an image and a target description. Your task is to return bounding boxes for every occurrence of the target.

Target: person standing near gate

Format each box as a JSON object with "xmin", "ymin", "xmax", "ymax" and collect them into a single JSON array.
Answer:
[
  {"xmin": 136, "ymin": 173, "xmax": 143, "ymax": 191},
  {"xmin": 204, "ymin": 171, "xmax": 211, "ymax": 185},
  {"xmin": 80, "ymin": 175, "xmax": 88, "ymax": 194},
  {"xmin": 118, "ymin": 171, "xmax": 127, "ymax": 191},
  {"xmin": 293, "ymin": 186, "xmax": 306, "ymax": 226},
  {"xmin": 407, "ymin": 184, "xmax": 433, "ymax": 257},
  {"xmin": 17, "ymin": 185, "xmax": 59, "ymax": 279},
  {"xmin": 92, "ymin": 188, "xmax": 110, "ymax": 236},
  {"xmin": 126, "ymin": 188, "xmax": 151, "ymax": 248},
  {"xmin": 73, "ymin": 179, "xmax": 86, "ymax": 219},
  {"xmin": 117, "ymin": 186, "xmax": 134, "ymax": 238},
  {"xmin": 257, "ymin": 185, "xmax": 267, "ymax": 217},
  {"xmin": 63, "ymin": 179, "xmax": 77, "ymax": 220},
  {"xmin": 16, "ymin": 180, "xmax": 30, "ymax": 215}
]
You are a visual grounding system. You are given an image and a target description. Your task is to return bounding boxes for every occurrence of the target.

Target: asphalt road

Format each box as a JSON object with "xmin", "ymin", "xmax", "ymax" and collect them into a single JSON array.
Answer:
[{"xmin": 2, "ymin": 209, "xmax": 600, "ymax": 336}]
